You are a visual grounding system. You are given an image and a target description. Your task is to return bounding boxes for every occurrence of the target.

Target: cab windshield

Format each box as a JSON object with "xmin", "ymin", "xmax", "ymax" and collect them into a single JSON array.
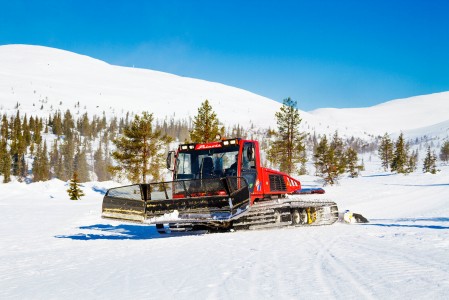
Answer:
[{"xmin": 175, "ymin": 146, "xmax": 239, "ymax": 180}]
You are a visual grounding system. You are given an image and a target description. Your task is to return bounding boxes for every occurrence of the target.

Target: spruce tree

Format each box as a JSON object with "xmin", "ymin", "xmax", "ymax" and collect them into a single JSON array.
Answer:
[
  {"xmin": 267, "ymin": 97, "xmax": 306, "ymax": 175},
  {"xmin": 313, "ymin": 134, "xmax": 348, "ymax": 185},
  {"xmin": 32, "ymin": 142, "xmax": 43, "ymax": 181},
  {"xmin": 378, "ymin": 133, "xmax": 393, "ymax": 171},
  {"xmin": 111, "ymin": 112, "xmax": 172, "ymax": 183},
  {"xmin": 407, "ymin": 149, "xmax": 418, "ymax": 173},
  {"xmin": 0, "ymin": 140, "xmax": 10, "ymax": 183},
  {"xmin": 32, "ymin": 141, "xmax": 50, "ymax": 182},
  {"xmin": 330, "ymin": 131, "xmax": 346, "ymax": 175},
  {"xmin": 440, "ymin": 141, "xmax": 449, "ymax": 164},
  {"xmin": 94, "ymin": 143, "xmax": 111, "ymax": 181},
  {"xmin": 346, "ymin": 147, "xmax": 362, "ymax": 178},
  {"xmin": 190, "ymin": 100, "xmax": 221, "ymax": 143},
  {"xmin": 62, "ymin": 109, "xmax": 75, "ymax": 139},
  {"xmin": 73, "ymin": 146, "xmax": 90, "ymax": 182},
  {"xmin": 67, "ymin": 172, "xmax": 85, "ymax": 200},
  {"xmin": 314, "ymin": 135, "xmax": 328, "ymax": 177},
  {"xmin": 61, "ymin": 136, "xmax": 76, "ymax": 181},
  {"xmin": 423, "ymin": 146, "xmax": 437, "ymax": 174},
  {"xmin": 391, "ymin": 133, "xmax": 409, "ymax": 174},
  {"xmin": 0, "ymin": 116, "xmax": 11, "ymax": 183}
]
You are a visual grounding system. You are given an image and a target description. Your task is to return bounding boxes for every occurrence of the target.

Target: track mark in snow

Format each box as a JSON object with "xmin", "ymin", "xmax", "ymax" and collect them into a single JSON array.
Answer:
[{"xmin": 313, "ymin": 231, "xmax": 376, "ymax": 299}]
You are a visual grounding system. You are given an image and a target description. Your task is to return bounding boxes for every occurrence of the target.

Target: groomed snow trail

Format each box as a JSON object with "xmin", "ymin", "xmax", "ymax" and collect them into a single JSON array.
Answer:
[{"xmin": 1, "ymin": 172, "xmax": 449, "ymax": 299}]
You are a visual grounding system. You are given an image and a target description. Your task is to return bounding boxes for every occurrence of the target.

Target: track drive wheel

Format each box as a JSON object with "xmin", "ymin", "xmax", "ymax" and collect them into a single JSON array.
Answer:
[
  {"xmin": 300, "ymin": 209, "xmax": 308, "ymax": 224},
  {"xmin": 274, "ymin": 210, "xmax": 281, "ymax": 224},
  {"xmin": 292, "ymin": 209, "xmax": 300, "ymax": 225}
]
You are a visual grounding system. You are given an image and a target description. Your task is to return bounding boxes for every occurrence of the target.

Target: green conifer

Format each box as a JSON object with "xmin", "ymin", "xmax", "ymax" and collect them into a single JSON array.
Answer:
[
  {"xmin": 267, "ymin": 97, "xmax": 306, "ymax": 175},
  {"xmin": 346, "ymin": 147, "xmax": 362, "ymax": 178},
  {"xmin": 190, "ymin": 100, "xmax": 221, "ymax": 143},
  {"xmin": 73, "ymin": 146, "xmax": 90, "ymax": 182},
  {"xmin": 111, "ymin": 112, "xmax": 172, "ymax": 183},
  {"xmin": 440, "ymin": 141, "xmax": 449, "ymax": 164},
  {"xmin": 391, "ymin": 133, "xmax": 409, "ymax": 174},
  {"xmin": 423, "ymin": 146, "xmax": 437, "ymax": 174},
  {"xmin": 67, "ymin": 172, "xmax": 85, "ymax": 200},
  {"xmin": 378, "ymin": 133, "xmax": 393, "ymax": 171}
]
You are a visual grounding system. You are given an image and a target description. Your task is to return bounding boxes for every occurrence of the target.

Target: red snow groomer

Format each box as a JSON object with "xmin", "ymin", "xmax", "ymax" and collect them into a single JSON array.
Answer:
[{"xmin": 102, "ymin": 138, "xmax": 338, "ymax": 233}]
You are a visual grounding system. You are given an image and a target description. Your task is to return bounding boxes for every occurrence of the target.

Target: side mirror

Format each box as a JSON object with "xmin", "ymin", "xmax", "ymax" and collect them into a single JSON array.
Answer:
[{"xmin": 166, "ymin": 151, "xmax": 175, "ymax": 171}]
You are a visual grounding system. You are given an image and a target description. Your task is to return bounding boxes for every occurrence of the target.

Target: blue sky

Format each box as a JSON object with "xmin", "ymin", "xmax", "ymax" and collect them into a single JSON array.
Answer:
[{"xmin": 1, "ymin": 0, "xmax": 449, "ymax": 111}]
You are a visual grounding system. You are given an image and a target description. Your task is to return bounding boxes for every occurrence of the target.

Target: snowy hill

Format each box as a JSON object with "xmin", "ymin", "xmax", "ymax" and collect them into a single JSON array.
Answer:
[
  {"xmin": 309, "ymin": 92, "xmax": 449, "ymax": 136},
  {"xmin": 3, "ymin": 44, "xmax": 449, "ymax": 142},
  {"xmin": 1, "ymin": 44, "xmax": 287, "ymax": 129}
]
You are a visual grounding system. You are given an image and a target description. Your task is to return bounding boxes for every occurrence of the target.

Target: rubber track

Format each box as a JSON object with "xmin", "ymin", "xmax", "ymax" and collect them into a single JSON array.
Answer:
[{"xmin": 232, "ymin": 197, "xmax": 339, "ymax": 231}]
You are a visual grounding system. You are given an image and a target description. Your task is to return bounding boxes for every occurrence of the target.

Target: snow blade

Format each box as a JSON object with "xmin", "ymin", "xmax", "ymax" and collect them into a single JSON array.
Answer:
[{"xmin": 102, "ymin": 177, "xmax": 250, "ymax": 224}]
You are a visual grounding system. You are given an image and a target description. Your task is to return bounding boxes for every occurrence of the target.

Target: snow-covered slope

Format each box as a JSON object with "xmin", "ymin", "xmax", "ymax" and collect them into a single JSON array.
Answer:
[
  {"xmin": 1, "ymin": 44, "xmax": 449, "ymax": 141},
  {"xmin": 310, "ymin": 92, "xmax": 449, "ymax": 136},
  {"xmin": 1, "ymin": 168, "xmax": 449, "ymax": 299},
  {"xmin": 1, "ymin": 44, "xmax": 286, "ymax": 129}
]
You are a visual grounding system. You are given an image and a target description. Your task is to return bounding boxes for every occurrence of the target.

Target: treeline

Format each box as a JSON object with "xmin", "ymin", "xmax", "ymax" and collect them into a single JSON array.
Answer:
[
  {"xmin": 0, "ymin": 107, "xmax": 250, "ymax": 184},
  {"xmin": 1, "ymin": 99, "xmax": 448, "ymax": 185},
  {"xmin": 379, "ymin": 133, "xmax": 449, "ymax": 174},
  {"xmin": 0, "ymin": 110, "xmax": 116, "ymax": 183}
]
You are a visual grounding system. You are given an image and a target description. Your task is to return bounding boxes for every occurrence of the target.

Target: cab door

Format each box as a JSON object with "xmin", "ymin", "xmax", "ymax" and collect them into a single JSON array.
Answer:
[{"xmin": 240, "ymin": 142, "xmax": 258, "ymax": 193}]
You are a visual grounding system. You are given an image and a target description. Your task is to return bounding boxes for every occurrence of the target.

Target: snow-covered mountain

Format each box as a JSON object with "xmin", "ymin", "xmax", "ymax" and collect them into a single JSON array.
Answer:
[
  {"xmin": 309, "ymin": 91, "xmax": 449, "ymax": 137},
  {"xmin": 1, "ymin": 44, "xmax": 449, "ymax": 142},
  {"xmin": 0, "ymin": 44, "xmax": 285, "ymax": 129}
]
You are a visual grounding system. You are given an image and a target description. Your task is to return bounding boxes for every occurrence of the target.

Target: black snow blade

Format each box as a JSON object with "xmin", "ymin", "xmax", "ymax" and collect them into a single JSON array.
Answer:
[{"xmin": 102, "ymin": 177, "xmax": 250, "ymax": 224}]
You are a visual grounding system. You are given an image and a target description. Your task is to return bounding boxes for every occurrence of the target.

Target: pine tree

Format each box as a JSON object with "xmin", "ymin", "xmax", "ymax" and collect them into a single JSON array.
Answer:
[
  {"xmin": 111, "ymin": 112, "xmax": 172, "ymax": 183},
  {"xmin": 32, "ymin": 142, "xmax": 43, "ymax": 181},
  {"xmin": 391, "ymin": 133, "xmax": 409, "ymax": 174},
  {"xmin": 73, "ymin": 146, "xmax": 90, "ymax": 182},
  {"xmin": 407, "ymin": 149, "xmax": 418, "ymax": 173},
  {"xmin": 190, "ymin": 100, "xmax": 221, "ymax": 143},
  {"xmin": 314, "ymin": 135, "xmax": 328, "ymax": 177},
  {"xmin": 32, "ymin": 141, "xmax": 50, "ymax": 182},
  {"xmin": 378, "ymin": 133, "xmax": 393, "ymax": 171},
  {"xmin": 440, "ymin": 141, "xmax": 449, "ymax": 164},
  {"xmin": 52, "ymin": 111, "xmax": 63, "ymax": 136},
  {"xmin": 0, "ymin": 116, "xmax": 11, "ymax": 183},
  {"xmin": 346, "ymin": 147, "xmax": 362, "ymax": 178},
  {"xmin": 423, "ymin": 146, "xmax": 437, "ymax": 174},
  {"xmin": 60, "ymin": 135, "xmax": 76, "ymax": 181},
  {"xmin": 62, "ymin": 109, "xmax": 75, "ymax": 139},
  {"xmin": 94, "ymin": 143, "xmax": 111, "ymax": 181},
  {"xmin": 330, "ymin": 131, "xmax": 347, "ymax": 175},
  {"xmin": 267, "ymin": 97, "xmax": 306, "ymax": 175},
  {"xmin": 67, "ymin": 172, "xmax": 85, "ymax": 200},
  {"xmin": 313, "ymin": 134, "xmax": 347, "ymax": 185}
]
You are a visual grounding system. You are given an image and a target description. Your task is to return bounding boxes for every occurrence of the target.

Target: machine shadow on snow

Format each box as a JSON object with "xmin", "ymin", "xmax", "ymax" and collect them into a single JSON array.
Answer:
[
  {"xmin": 55, "ymin": 224, "xmax": 204, "ymax": 240},
  {"xmin": 364, "ymin": 217, "xmax": 449, "ymax": 230},
  {"xmin": 384, "ymin": 183, "xmax": 449, "ymax": 187}
]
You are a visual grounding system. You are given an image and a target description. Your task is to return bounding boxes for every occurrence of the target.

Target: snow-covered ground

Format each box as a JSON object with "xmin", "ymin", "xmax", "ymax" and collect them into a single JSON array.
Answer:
[
  {"xmin": 1, "ymin": 167, "xmax": 448, "ymax": 299},
  {"xmin": 1, "ymin": 44, "xmax": 449, "ymax": 299}
]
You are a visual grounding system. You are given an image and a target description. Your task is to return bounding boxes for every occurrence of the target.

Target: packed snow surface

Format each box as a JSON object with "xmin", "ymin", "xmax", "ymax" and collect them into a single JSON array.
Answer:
[{"xmin": 1, "ymin": 168, "xmax": 449, "ymax": 299}]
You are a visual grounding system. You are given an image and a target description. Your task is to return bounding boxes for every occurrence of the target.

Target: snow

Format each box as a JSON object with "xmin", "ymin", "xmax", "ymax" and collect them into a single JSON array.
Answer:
[
  {"xmin": 309, "ymin": 91, "xmax": 449, "ymax": 136},
  {"xmin": 1, "ymin": 44, "xmax": 449, "ymax": 298},
  {"xmin": 1, "ymin": 167, "xmax": 449, "ymax": 299},
  {"xmin": 0, "ymin": 44, "xmax": 285, "ymax": 130}
]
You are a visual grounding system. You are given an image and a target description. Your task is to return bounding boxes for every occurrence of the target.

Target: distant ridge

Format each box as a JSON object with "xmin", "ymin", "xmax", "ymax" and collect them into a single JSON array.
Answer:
[{"xmin": 1, "ymin": 44, "xmax": 448, "ymax": 139}]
